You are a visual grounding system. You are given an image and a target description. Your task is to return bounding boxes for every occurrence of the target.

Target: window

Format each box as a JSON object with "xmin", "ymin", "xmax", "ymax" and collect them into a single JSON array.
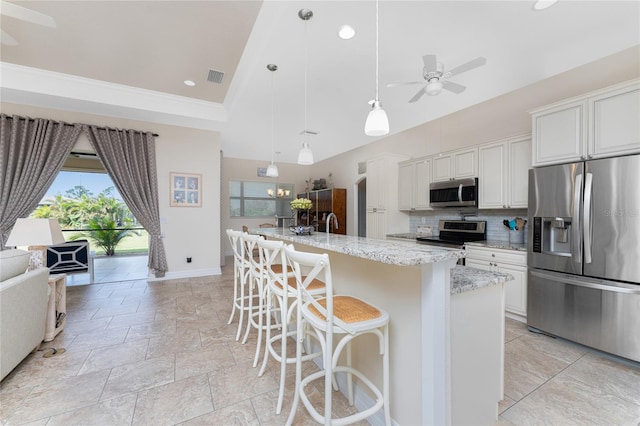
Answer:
[{"xmin": 230, "ymin": 181, "xmax": 295, "ymax": 217}]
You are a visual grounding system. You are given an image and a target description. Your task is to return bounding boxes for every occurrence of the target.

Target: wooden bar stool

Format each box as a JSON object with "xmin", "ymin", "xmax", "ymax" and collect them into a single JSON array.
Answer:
[
  {"xmin": 256, "ymin": 239, "xmax": 325, "ymax": 414},
  {"xmin": 284, "ymin": 246, "xmax": 391, "ymax": 426}
]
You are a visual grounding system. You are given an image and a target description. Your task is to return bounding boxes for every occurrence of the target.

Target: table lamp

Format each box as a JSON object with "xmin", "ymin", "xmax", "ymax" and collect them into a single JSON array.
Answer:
[{"xmin": 6, "ymin": 218, "xmax": 66, "ymax": 270}]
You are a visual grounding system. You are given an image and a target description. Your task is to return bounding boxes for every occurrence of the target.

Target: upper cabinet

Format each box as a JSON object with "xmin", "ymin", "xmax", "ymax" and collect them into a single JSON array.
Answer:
[
  {"xmin": 432, "ymin": 147, "xmax": 478, "ymax": 182},
  {"xmin": 366, "ymin": 153, "xmax": 409, "ymax": 238},
  {"xmin": 398, "ymin": 157, "xmax": 432, "ymax": 211},
  {"xmin": 531, "ymin": 79, "xmax": 640, "ymax": 166},
  {"xmin": 478, "ymin": 136, "xmax": 531, "ymax": 209}
]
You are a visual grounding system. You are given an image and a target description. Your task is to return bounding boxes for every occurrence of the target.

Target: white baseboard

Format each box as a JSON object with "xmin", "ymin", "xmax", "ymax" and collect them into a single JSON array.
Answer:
[
  {"xmin": 505, "ymin": 311, "xmax": 527, "ymax": 323},
  {"xmin": 147, "ymin": 267, "xmax": 222, "ymax": 281}
]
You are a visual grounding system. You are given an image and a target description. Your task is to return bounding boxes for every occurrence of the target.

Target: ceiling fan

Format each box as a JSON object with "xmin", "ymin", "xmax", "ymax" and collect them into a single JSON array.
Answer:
[
  {"xmin": 0, "ymin": 0, "xmax": 56, "ymax": 46},
  {"xmin": 388, "ymin": 54, "xmax": 486, "ymax": 103}
]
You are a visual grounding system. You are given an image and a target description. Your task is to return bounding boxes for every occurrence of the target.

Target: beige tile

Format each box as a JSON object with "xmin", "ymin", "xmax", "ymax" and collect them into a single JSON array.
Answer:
[
  {"xmin": 101, "ymin": 354, "xmax": 175, "ymax": 400},
  {"xmin": 63, "ymin": 317, "xmax": 111, "ymax": 335},
  {"xmin": 560, "ymin": 352, "xmax": 640, "ymax": 406},
  {"xmin": 5, "ymin": 370, "xmax": 110, "ymax": 424},
  {"xmin": 175, "ymin": 343, "xmax": 236, "ymax": 380},
  {"xmin": 181, "ymin": 399, "xmax": 257, "ymax": 425},
  {"xmin": 106, "ymin": 310, "xmax": 157, "ymax": 329},
  {"xmin": 47, "ymin": 394, "xmax": 136, "ymax": 425},
  {"xmin": 67, "ymin": 326, "xmax": 130, "ymax": 350},
  {"xmin": 504, "ymin": 318, "xmax": 528, "ymax": 342},
  {"xmin": 501, "ymin": 371, "xmax": 640, "ymax": 425},
  {"xmin": 0, "ymin": 383, "xmax": 32, "ymax": 422},
  {"xmin": 65, "ymin": 306, "xmax": 99, "ymax": 322},
  {"xmin": 147, "ymin": 328, "xmax": 203, "ymax": 359},
  {"xmin": 207, "ymin": 361, "xmax": 278, "ymax": 409},
  {"xmin": 498, "ymin": 395, "xmax": 516, "ymax": 414},
  {"xmin": 132, "ymin": 374, "xmax": 213, "ymax": 425},
  {"xmin": 125, "ymin": 319, "xmax": 177, "ymax": 341},
  {"xmin": 78, "ymin": 339, "xmax": 149, "ymax": 375},
  {"xmin": 92, "ymin": 302, "xmax": 141, "ymax": 319},
  {"xmin": 199, "ymin": 325, "xmax": 237, "ymax": 347}
]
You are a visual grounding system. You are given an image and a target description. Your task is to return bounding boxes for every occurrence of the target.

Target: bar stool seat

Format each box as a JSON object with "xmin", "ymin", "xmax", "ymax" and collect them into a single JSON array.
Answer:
[{"xmin": 285, "ymin": 246, "xmax": 391, "ymax": 426}]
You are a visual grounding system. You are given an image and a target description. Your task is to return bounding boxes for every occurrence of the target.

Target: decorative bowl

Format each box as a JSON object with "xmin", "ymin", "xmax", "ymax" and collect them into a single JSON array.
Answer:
[{"xmin": 290, "ymin": 226, "xmax": 313, "ymax": 235}]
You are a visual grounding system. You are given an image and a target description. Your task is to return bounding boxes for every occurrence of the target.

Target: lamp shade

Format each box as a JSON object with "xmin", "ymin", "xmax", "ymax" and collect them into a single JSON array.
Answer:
[
  {"xmin": 266, "ymin": 162, "xmax": 279, "ymax": 177},
  {"xmin": 364, "ymin": 100, "xmax": 389, "ymax": 136},
  {"xmin": 297, "ymin": 142, "xmax": 314, "ymax": 165},
  {"xmin": 6, "ymin": 218, "xmax": 65, "ymax": 247}
]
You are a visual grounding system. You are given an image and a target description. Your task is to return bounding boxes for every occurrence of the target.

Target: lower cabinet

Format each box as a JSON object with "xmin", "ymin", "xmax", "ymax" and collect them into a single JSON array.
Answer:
[
  {"xmin": 466, "ymin": 246, "xmax": 527, "ymax": 321},
  {"xmin": 366, "ymin": 209, "xmax": 386, "ymax": 240}
]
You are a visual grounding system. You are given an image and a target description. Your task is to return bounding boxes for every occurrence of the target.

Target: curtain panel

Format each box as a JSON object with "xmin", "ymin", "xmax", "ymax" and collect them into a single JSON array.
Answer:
[
  {"xmin": 83, "ymin": 125, "xmax": 168, "ymax": 277},
  {"xmin": 0, "ymin": 114, "xmax": 82, "ymax": 249}
]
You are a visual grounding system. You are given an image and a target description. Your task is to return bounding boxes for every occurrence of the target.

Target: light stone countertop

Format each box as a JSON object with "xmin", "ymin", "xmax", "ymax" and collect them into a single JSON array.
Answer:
[
  {"xmin": 466, "ymin": 240, "xmax": 527, "ymax": 252},
  {"xmin": 451, "ymin": 265, "xmax": 514, "ymax": 295},
  {"xmin": 252, "ymin": 227, "xmax": 463, "ymax": 266}
]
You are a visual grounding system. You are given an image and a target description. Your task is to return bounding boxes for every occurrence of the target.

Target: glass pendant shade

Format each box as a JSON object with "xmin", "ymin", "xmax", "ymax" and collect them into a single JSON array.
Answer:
[
  {"xmin": 364, "ymin": 100, "xmax": 389, "ymax": 136},
  {"xmin": 297, "ymin": 142, "xmax": 314, "ymax": 165},
  {"xmin": 266, "ymin": 162, "xmax": 279, "ymax": 177}
]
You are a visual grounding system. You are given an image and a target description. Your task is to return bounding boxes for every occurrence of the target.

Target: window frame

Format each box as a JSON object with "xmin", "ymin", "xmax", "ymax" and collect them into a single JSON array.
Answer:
[{"xmin": 229, "ymin": 180, "xmax": 294, "ymax": 218}]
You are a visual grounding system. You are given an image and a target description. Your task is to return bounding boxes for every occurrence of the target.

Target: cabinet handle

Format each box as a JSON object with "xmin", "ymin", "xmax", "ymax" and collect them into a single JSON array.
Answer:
[
  {"xmin": 491, "ymin": 253, "xmax": 495, "ymax": 257},
  {"xmin": 503, "ymin": 205, "xmax": 507, "ymax": 208}
]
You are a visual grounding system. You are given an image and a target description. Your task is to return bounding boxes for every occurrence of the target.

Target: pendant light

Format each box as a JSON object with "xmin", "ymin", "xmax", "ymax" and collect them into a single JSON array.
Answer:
[
  {"xmin": 265, "ymin": 63, "xmax": 279, "ymax": 177},
  {"xmin": 297, "ymin": 8, "xmax": 314, "ymax": 165},
  {"xmin": 364, "ymin": 0, "xmax": 389, "ymax": 136}
]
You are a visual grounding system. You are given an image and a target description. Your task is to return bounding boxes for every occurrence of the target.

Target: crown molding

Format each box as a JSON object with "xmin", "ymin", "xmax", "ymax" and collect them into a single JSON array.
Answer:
[{"xmin": 0, "ymin": 62, "xmax": 227, "ymax": 131}]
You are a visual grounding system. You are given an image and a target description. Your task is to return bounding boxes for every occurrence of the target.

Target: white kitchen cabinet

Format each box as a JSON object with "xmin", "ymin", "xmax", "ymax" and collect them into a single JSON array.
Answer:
[
  {"xmin": 366, "ymin": 153, "xmax": 409, "ymax": 239},
  {"xmin": 531, "ymin": 79, "xmax": 639, "ymax": 166},
  {"xmin": 398, "ymin": 157, "xmax": 432, "ymax": 211},
  {"xmin": 478, "ymin": 136, "xmax": 530, "ymax": 209},
  {"xmin": 466, "ymin": 246, "xmax": 527, "ymax": 321},
  {"xmin": 432, "ymin": 147, "xmax": 478, "ymax": 182}
]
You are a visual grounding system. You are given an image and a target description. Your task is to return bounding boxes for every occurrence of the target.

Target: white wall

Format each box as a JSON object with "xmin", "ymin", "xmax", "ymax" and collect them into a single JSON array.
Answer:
[{"xmin": 1, "ymin": 102, "xmax": 222, "ymax": 280}]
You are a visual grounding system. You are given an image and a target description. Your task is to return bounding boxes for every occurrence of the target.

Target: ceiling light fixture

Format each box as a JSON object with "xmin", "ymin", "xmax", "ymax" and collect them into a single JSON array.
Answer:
[
  {"xmin": 183, "ymin": 80, "xmax": 195, "ymax": 87},
  {"xmin": 297, "ymin": 9, "xmax": 314, "ymax": 165},
  {"xmin": 426, "ymin": 78, "xmax": 443, "ymax": 96},
  {"xmin": 266, "ymin": 64, "xmax": 279, "ymax": 178},
  {"xmin": 533, "ymin": 0, "xmax": 558, "ymax": 10},
  {"xmin": 338, "ymin": 25, "xmax": 355, "ymax": 40},
  {"xmin": 364, "ymin": 0, "xmax": 389, "ymax": 137}
]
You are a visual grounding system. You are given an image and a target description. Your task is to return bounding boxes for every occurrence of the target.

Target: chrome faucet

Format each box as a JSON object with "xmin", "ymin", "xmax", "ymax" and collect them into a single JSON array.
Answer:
[{"xmin": 326, "ymin": 212, "xmax": 338, "ymax": 234}]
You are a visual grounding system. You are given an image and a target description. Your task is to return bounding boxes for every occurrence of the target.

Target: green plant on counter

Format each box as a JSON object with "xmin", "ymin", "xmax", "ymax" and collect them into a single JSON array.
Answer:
[{"xmin": 290, "ymin": 198, "xmax": 312, "ymax": 210}]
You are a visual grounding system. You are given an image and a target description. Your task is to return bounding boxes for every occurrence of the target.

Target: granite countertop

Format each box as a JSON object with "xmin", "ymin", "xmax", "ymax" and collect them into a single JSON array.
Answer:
[
  {"xmin": 386, "ymin": 233, "xmax": 418, "ymax": 240},
  {"xmin": 465, "ymin": 240, "xmax": 527, "ymax": 252},
  {"xmin": 252, "ymin": 227, "xmax": 463, "ymax": 266},
  {"xmin": 450, "ymin": 265, "xmax": 514, "ymax": 295}
]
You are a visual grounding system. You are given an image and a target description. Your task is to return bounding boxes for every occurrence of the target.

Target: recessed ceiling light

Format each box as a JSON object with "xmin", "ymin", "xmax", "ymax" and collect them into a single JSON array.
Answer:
[
  {"xmin": 533, "ymin": 0, "xmax": 558, "ymax": 11},
  {"xmin": 184, "ymin": 80, "xmax": 196, "ymax": 87},
  {"xmin": 338, "ymin": 25, "xmax": 355, "ymax": 40}
]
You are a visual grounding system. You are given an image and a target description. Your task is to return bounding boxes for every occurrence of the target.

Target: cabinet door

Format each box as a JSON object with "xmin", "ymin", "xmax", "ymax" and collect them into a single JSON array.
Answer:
[
  {"xmin": 454, "ymin": 147, "xmax": 478, "ymax": 178},
  {"xmin": 508, "ymin": 138, "xmax": 531, "ymax": 208},
  {"xmin": 432, "ymin": 154, "xmax": 452, "ymax": 182},
  {"xmin": 366, "ymin": 210, "xmax": 386, "ymax": 240},
  {"xmin": 478, "ymin": 142, "xmax": 507, "ymax": 209},
  {"xmin": 532, "ymin": 100, "xmax": 586, "ymax": 166},
  {"xmin": 590, "ymin": 85, "xmax": 640, "ymax": 158},
  {"xmin": 466, "ymin": 259, "xmax": 491, "ymax": 271},
  {"xmin": 497, "ymin": 263, "xmax": 527, "ymax": 317},
  {"xmin": 414, "ymin": 159, "xmax": 432, "ymax": 210},
  {"xmin": 367, "ymin": 158, "xmax": 387, "ymax": 210},
  {"xmin": 398, "ymin": 162, "xmax": 414, "ymax": 211}
]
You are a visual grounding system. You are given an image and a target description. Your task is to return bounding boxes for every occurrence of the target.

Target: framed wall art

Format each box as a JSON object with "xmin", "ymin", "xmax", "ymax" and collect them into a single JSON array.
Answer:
[{"xmin": 170, "ymin": 172, "xmax": 201, "ymax": 207}]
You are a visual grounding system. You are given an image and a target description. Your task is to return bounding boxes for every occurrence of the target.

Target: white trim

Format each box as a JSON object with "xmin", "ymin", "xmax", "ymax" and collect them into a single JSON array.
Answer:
[
  {"xmin": 0, "ymin": 62, "xmax": 227, "ymax": 131},
  {"xmin": 147, "ymin": 267, "xmax": 222, "ymax": 282}
]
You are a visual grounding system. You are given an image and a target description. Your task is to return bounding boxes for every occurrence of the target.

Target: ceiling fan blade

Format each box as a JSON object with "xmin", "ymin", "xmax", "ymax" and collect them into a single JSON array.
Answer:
[
  {"xmin": 422, "ymin": 54, "xmax": 437, "ymax": 71},
  {"xmin": 387, "ymin": 81, "xmax": 426, "ymax": 88},
  {"xmin": 409, "ymin": 88, "xmax": 426, "ymax": 103},
  {"xmin": 442, "ymin": 80, "xmax": 466, "ymax": 94},
  {"xmin": 1, "ymin": 29, "xmax": 18, "ymax": 46},
  {"xmin": 447, "ymin": 57, "xmax": 486, "ymax": 77},
  {"xmin": 0, "ymin": 0, "xmax": 56, "ymax": 28}
]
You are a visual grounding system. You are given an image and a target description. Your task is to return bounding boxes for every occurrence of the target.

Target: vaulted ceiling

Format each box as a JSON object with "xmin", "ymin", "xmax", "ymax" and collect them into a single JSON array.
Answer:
[{"xmin": 1, "ymin": 1, "xmax": 639, "ymax": 164}]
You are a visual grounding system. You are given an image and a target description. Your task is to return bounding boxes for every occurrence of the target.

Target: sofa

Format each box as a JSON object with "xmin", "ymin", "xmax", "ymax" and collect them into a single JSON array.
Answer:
[{"xmin": 0, "ymin": 249, "xmax": 49, "ymax": 381}]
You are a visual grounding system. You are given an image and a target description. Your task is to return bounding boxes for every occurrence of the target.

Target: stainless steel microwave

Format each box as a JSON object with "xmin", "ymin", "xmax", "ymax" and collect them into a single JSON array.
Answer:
[{"xmin": 429, "ymin": 178, "xmax": 478, "ymax": 208}]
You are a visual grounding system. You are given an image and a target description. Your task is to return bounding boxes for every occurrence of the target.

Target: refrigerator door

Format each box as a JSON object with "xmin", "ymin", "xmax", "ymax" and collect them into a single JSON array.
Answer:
[
  {"xmin": 584, "ymin": 154, "xmax": 640, "ymax": 284},
  {"xmin": 528, "ymin": 162, "xmax": 583, "ymax": 275}
]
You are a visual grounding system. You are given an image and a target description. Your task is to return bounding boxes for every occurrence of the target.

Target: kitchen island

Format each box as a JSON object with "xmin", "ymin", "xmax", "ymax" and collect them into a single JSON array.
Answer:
[{"xmin": 253, "ymin": 228, "xmax": 512, "ymax": 425}]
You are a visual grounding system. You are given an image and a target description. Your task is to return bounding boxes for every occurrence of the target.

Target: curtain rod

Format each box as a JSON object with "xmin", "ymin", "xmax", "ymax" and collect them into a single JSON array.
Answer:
[{"xmin": 1, "ymin": 115, "xmax": 159, "ymax": 137}]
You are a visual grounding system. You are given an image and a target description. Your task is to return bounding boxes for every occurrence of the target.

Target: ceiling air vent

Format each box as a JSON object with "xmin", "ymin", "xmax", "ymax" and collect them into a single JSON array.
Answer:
[{"xmin": 207, "ymin": 69, "xmax": 225, "ymax": 84}]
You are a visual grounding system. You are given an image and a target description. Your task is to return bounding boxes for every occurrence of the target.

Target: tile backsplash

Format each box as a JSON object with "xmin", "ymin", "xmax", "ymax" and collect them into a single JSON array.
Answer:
[{"xmin": 409, "ymin": 209, "xmax": 528, "ymax": 242}]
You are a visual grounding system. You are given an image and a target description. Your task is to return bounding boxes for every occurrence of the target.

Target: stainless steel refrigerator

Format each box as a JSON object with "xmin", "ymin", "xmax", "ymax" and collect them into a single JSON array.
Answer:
[{"xmin": 527, "ymin": 154, "xmax": 640, "ymax": 363}]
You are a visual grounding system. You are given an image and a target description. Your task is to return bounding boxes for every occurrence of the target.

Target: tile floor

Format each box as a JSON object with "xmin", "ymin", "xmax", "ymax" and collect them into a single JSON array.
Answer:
[
  {"xmin": 66, "ymin": 255, "xmax": 149, "ymax": 286},
  {"xmin": 1, "ymin": 260, "xmax": 639, "ymax": 425}
]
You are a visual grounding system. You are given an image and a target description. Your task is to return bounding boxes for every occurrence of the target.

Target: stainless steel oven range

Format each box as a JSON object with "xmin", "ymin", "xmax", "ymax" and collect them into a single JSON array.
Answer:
[{"xmin": 416, "ymin": 220, "xmax": 486, "ymax": 265}]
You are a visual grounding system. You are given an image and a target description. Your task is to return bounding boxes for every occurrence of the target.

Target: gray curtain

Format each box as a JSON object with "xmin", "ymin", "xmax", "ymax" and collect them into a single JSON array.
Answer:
[
  {"xmin": 83, "ymin": 125, "xmax": 168, "ymax": 277},
  {"xmin": 0, "ymin": 114, "xmax": 82, "ymax": 249}
]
